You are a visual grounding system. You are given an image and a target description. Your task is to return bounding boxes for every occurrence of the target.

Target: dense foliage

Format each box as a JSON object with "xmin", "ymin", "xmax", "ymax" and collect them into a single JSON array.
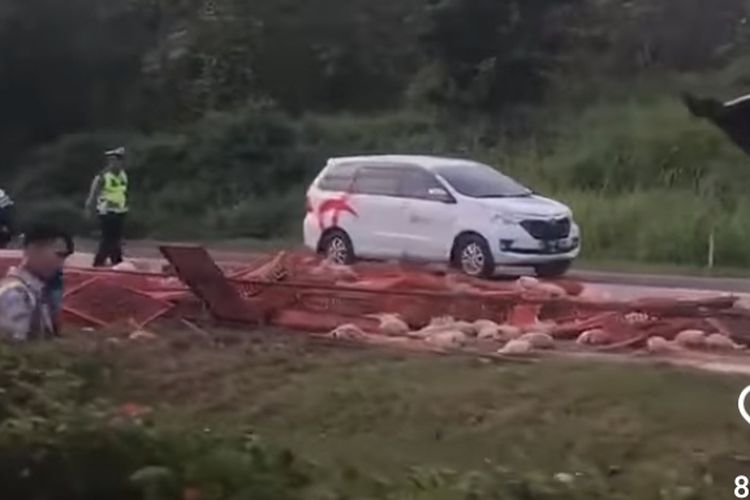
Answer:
[{"xmin": 4, "ymin": 0, "xmax": 750, "ymax": 266}]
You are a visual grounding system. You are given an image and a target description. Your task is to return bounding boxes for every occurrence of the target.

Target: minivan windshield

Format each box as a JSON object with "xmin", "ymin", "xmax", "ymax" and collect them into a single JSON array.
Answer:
[{"xmin": 434, "ymin": 162, "xmax": 532, "ymax": 198}]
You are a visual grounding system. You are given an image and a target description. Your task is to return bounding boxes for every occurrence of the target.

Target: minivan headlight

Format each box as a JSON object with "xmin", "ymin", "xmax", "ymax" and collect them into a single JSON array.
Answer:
[{"xmin": 492, "ymin": 213, "xmax": 522, "ymax": 224}]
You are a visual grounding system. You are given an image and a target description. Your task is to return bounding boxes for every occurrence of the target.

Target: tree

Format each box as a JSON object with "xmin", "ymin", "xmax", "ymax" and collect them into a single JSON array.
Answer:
[
  {"xmin": 0, "ymin": 0, "xmax": 152, "ymax": 166},
  {"xmin": 418, "ymin": 0, "xmax": 581, "ymax": 111}
]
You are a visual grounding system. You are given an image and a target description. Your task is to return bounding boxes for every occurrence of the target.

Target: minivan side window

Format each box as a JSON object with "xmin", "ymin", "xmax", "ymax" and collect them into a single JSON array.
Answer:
[
  {"xmin": 399, "ymin": 168, "xmax": 447, "ymax": 200},
  {"xmin": 351, "ymin": 166, "xmax": 401, "ymax": 196},
  {"xmin": 318, "ymin": 163, "xmax": 359, "ymax": 191}
]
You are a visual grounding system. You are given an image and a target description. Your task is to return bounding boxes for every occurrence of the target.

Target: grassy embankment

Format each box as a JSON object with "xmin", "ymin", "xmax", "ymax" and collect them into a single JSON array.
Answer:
[{"xmin": 4, "ymin": 331, "xmax": 750, "ymax": 499}]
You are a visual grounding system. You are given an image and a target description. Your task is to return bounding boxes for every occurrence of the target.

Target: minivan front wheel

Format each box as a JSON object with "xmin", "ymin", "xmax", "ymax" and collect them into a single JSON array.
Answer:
[
  {"xmin": 453, "ymin": 234, "xmax": 495, "ymax": 278},
  {"xmin": 320, "ymin": 229, "xmax": 355, "ymax": 265}
]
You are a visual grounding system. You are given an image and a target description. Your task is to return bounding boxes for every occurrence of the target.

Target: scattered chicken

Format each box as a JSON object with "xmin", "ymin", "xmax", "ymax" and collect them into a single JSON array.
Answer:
[
  {"xmin": 477, "ymin": 325, "xmax": 501, "ymax": 340},
  {"xmin": 674, "ymin": 329, "xmax": 707, "ymax": 349},
  {"xmin": 369, "ymin": 313, "xmax": 410, "ymax": 337},
  {"xmin": 498, "ymin": 339, "xmax": 534, "ymax": 355},
  {"xmin": 430, "ymin": 316, "xmax": 456, "ymax": 328},
  {"xmin": 497, "ymin": 324, "xmax": 523, "ymax": 340},
  {"xmin": 113, "ymin": 260, "xmax": 137, "ymax": 272},
  {"xmin": 410, "ymin": 317, "xmax": 453, "ymax": 338},
  {"xmin": 474, "ymin": 319, "xmax": 498, "ymax": 331},
  {"xmin": 576, "ymin": 329, "xmax": 612, "ymax": 346},
  {"xmin": 474, "ymin": 319, "xmax": 499, "ymax": 339},
  {"xmin": 519, "ymin": 332, "xmax": 555, "ymax": 350},
  {"xmin": 425, "ymin": 330, "xmax": 467, "ymax": 348},
  {"xmin": 453, "ymin": 321, "xmax": 477, "ymax": 336},
  {"xmin": 328, "ymin": 324, "xmax": 367, "ymax": 341},
  {"xmin": 646, "ymin": 336, "xmax": 682, "ymax": 355},
  {"xmin": 535, "ymin": 282, "xmax": 567, "ymax": 298},
  {"xmin": 515, "ymin": 276, "xmax": 566, "ymax": 298},
  {"xmin": 705, "ymin": 333, "xmax": 746, "ymax": 352},
  {"xmin": 516, "ymin": 276, "xmax": 540, "ymax": 290},
  {"xmin": 419, "ymin": 317, "xmax": 475, "ymax": 336}
]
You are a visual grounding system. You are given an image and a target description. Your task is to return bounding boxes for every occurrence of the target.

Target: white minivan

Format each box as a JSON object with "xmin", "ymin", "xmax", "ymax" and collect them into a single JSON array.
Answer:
[{"xmin": 303, "ymin": 155, "xmax": 581, "ymax": 278}]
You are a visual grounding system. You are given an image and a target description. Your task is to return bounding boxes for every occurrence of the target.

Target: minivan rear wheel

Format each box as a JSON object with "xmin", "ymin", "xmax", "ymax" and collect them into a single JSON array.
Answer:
[
  {"xmin": 534, "ymin": 260, "xmax": 572, "ymax": 278},
  {"xmin": 320, "ymin": 229, "xmax": 355, "ymax": 265},
  {"xmin": 453, "ymin": 234, "xmax": 494, "ymax": 278}
]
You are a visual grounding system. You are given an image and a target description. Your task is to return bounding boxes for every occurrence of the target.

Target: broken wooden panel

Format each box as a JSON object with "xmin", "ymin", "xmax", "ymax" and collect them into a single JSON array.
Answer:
[{"xmin": 159, "ymin": 244, "xmax": 262, "ymax": 324}]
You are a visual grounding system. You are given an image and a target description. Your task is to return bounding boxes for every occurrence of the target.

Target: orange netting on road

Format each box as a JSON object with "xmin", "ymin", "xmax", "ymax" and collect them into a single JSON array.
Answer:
[{"xmin": 2, "ymin": 247, "xmax": 749, "ymax": 354}]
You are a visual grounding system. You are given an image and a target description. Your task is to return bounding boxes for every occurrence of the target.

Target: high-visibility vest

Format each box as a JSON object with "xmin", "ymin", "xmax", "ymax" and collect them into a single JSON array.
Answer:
[{"xmin": 98, "ymin": 171, "xmax": 128, "ymax": 214}]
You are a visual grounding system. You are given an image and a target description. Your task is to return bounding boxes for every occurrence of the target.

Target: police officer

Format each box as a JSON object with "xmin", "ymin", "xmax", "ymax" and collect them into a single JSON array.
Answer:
[
  {"xmin": 85, "ymin": 147, "xmax": 129, "ymax": 267},
  {"xmin": 0, "ymin": 187, "xmax": 15, "ymax": 248}
]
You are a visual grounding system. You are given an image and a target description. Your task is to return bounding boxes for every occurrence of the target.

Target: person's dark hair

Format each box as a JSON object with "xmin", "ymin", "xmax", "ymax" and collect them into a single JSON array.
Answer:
[{"xmin": 22, "ymin": 224, "xmax": 74, "ymax": 255}]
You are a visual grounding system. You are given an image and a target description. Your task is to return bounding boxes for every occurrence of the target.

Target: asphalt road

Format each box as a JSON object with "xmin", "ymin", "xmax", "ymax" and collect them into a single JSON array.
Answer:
[{"xmin": 71, "ymin": 239, "xmax": 750, "ymax": 294}]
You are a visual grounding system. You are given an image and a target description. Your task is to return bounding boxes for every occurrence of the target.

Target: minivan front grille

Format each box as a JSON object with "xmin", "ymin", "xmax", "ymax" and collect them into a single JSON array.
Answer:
[{"xmin": 520, "ymin": 217, "xmax": 571, "ymax": 240}]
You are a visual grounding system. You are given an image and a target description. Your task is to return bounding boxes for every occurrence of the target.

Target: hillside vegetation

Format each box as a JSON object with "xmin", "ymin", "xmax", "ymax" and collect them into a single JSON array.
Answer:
[{"xmin": 4, "ymin": 0, "xmax": 750, "ymax": 266}]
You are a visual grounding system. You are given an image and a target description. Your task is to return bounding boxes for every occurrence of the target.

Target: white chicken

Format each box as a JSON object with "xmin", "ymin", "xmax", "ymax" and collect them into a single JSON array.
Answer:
[
  {"xmin": 535, "ymin": 283, "xmax": 568, "ymax": 298},
  {"xmin": 576, "ymin": 329, "xmax": 612, "ymax": 346},
  {"xmin": 369, "ymin": 313, "xmax": 410, "ymax": 337},
  {"xmin": 498, "ymin": 339, "xmax": 534, "ymax": 355},
  {"xmin": 646, "ymin": 336, "xmax": 682, "ymax": 355},
  {"xmin": 477, "ymin": 327, "xmax": 501, "ymax": 341},
  {"xmin": 416, "ymin": 317, "xmax": 475, "ymax": 337},
  {"xmin": 497, "ymin": 324, "xmax": 523, "ymax": 340},
  {"xmin": 425, "ymin": 330, "xmax": 467, "ymax": 348},
  {"xmin": 329, "ymin": 324, "xmax": 367, "ymax": 341},
  {"xmin": 519, "ymin": 332, "xmax": 555, "ymax": 350},
  {"xmin": 453, "ymin": 321, "xmax": 477, "ymax": 336},
  {"xmin": 474, "ymin": 319, "xmax": 498, "ymax": 331},
  {"xmin": 674, "ymin": 329, "xmax": 707, "ymax": 349},
  {"xmin": 475, "ymin": 320, "xmax": 500, "ymax": 339},
  {"xmin": 113, "ymin": 260, "xmax": 137, "ymax": 272},
  {"xmin": 515, "ymin": 276, "xmax": 566, "ymax": 298},
  {"xmin": 705, "ymin": 333, "xmax": 746, "ymax": 352},
  {"xmin": 430, "ymin": 316, "xmax": 456, "ymax": 327},
  {"xmin": 516, "ymin": 276, "xmax": 540, "ymax": 290}
]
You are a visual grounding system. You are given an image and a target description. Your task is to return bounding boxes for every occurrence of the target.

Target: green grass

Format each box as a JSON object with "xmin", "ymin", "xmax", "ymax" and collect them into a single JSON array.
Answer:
[
  {"xmin": 575, "ymin": 258, "xmax": 750, "ymax": 279},
  {"xmin": 92, "ymin": 330, "xmax": 750, "ymax": 498}
]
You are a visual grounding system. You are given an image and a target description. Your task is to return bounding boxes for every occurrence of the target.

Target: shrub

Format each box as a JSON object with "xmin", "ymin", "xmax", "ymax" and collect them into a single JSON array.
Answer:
[{"xmin": 0, "ymin": 345, "xmax": 311, "ymax": 500}]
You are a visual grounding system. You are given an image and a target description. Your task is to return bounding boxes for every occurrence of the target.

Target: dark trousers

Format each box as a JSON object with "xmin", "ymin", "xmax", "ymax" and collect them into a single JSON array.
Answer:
[
  {"xmin": 0, "ymin": 207, "xmax": 14, "ymax": 249},
  {"xmin": 93, "ymin": 213, "xmax": 125, "ymax": 267}
]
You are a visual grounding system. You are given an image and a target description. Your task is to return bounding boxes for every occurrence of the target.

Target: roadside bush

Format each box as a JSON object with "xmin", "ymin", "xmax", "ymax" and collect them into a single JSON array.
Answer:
[{"xmin": 0, "ymin": 345, "xmax": 311, "ymax": 500}]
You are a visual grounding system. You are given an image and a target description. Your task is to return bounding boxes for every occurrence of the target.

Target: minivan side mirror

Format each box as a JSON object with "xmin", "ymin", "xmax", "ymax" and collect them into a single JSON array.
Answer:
[{"xmin": 427, "ymin": 187, "xmax": 455, "ymax": 204}]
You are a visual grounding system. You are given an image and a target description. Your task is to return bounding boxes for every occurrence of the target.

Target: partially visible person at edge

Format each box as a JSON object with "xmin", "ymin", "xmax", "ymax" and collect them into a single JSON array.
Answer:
[
  {"xmin": 0, "ymin": 187, "xmax": 15, "ymax": 249},
  {"xmin": 0, "ymin": 225, "xmax": 73, "ymax": 342},
  {"xmin": 85, "ymin": 147, "xmax": 129, "ymax": 267}
]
